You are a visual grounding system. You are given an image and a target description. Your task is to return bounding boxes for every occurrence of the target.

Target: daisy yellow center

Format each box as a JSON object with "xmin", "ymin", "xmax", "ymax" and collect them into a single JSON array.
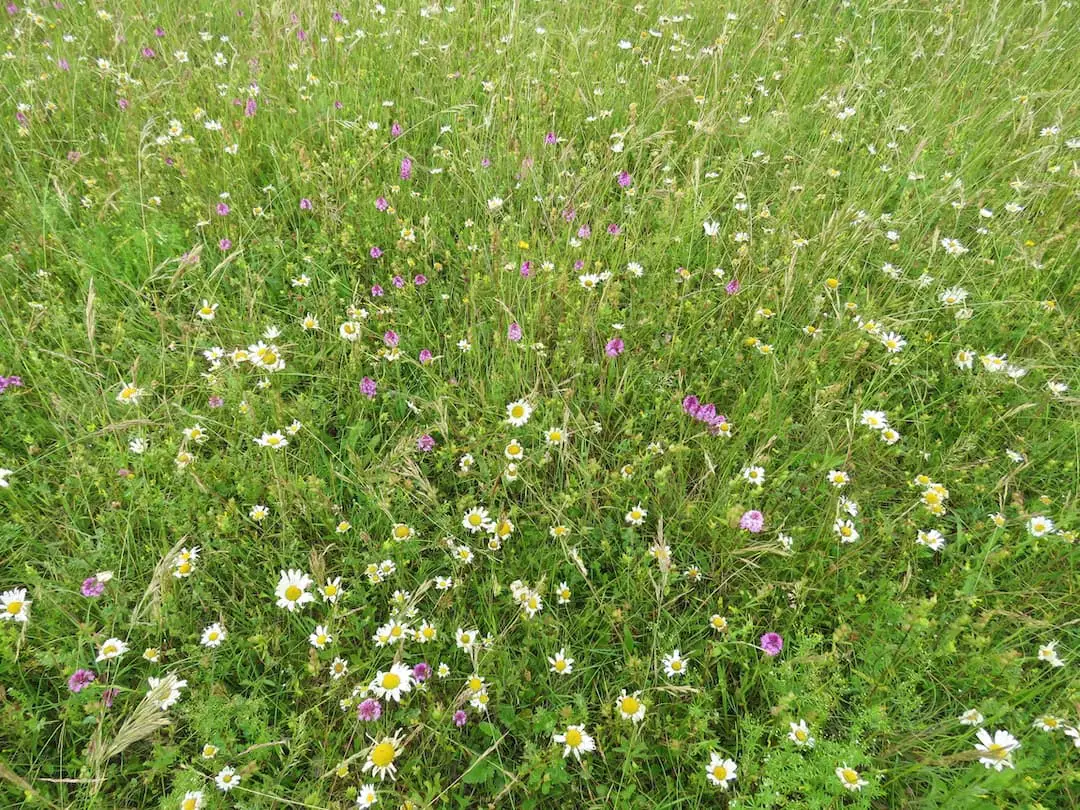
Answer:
[
  {"xmin": 182, "ymin": 800, "xmax": 197, "ymax": 810},
  {"xmin": 841, "ymin": 768, "xmax": 859, "ymax": 783},
  {"xmin": 620, "ymin": 696, "xmax": 640, "ymax": 715},
  {"xmin": 1043, "ymin": 717, "xmax": 1058, "ymax": 727},
  {"xmin": 713, "ymin": 765, "xmax": 727, "ymax": 781},
  {"xmin": 394, "ymin": 525, "xmax": 410, "ymax": 538},
  {"xmin": 565, "ymin": 729, "xmax": 582, "ymax": 748},
  {"xmin": 381, "ymin": 673, "xmax": 401, "ymax": 689},
  {"xmin": 422, "ymin": 627, "xmax": 435, "ymax": 638},
  {"xmin": 511, "ymin": 405, "xmax": 524, "ymax": 417},
  {"xmin": 508, "ymin": 444, "xmax": 520, "ymax": 454},
  {"xmin": 795, "ymin": 729, "xmax": 808, "ymax": 741},
  {"xmin": 7, "ymin": 601, "xmax": 22, "ymax": 615},
  {"xmin": 333, "ymin": 662, "xmax": 345, "ymax": 672},
  {"xmin": 103, "ymin": 644, "xmax": 117, "ymax": 655},
  {"xmin": 554, "ymin": 660, "xmax": 566, "ymax": 672},
  {"xmin": 344, "ymin": 324, "xmax": 355, "ymax": 334},
  {"xmin": 317, "ymin": 634, "xmax": 327, "ymax": 644},
  {"xmin": 671, "ymin": 660, "xmax": 682, "ymax": 671},
  {"xmin": 527, "ymin": 597, "xmax": 538, "ymax": 609},
  {"xmin": 550, "ymin": 431, "xmax": 561, "ymax": 440},
  {"xmin": 560, "ymin": 589, "xmax": 570, "ymax": 599},
  {"xmin": 986, "ymin": 743, "xmax": 1008, "ymax": 760},
  {"xmin": 712, "ymin": 618, "xmax": 725, "ymax": 628},
  {"xmin": 631, "ymin": 511, "xmax": 642, "ymax": 520},
  {"xmin": 262, "ymin": 351, "xmax": 277, "ymax": 365},
  {"xmin": 469, "ymin": 514, "xmax": 482, "ymax": 525},
  {"xmin": 221, "ymin": 773, "xmax": 232, "ymax": 783},
  {"xmin": 460, "ymin": 633, "xmax": 471, "ymax": 644},
  {"xmin": 469, "ymin": 677, "xmax": 483, "ymax": 692},
  {"xmin": 178, "ymin": 562, "xmax": 192, "ymax": 574},
  {"xmin": 209, "ymin": 632, "xmax": 219, "ymax": 640},
  {"xmin": 284, "ymin": 585, "xmax": 302, "ymax": 601},
  {"xmin": 390, "ymin": 625, "xmax": 403, "ymax": 637},
  {"xmin": 324, "ymin": 584, "xmax": 337, "ymax": 596},
  {"xmin": 841, "ymin": 527, "xmax": 853, "ymax": 537},
  {"xmin": 371, "ymin": 742, "xmax": 396, "ymax": 768}
]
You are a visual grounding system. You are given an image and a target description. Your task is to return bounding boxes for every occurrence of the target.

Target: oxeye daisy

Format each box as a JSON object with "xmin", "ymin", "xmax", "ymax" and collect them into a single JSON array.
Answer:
[
  {"xmin": 662, "ymin": 649, "xmax": 688, "ymax": 678},
  {"xmin": 544, "ymin": 426, "xmax": 566, "ymax": 446},
  {"xmin": 214, "ymin": 766, "xmax": 239, "ymax": 792},
  {"xmin": 836, "ymin": 764, "xmax": 868, "ymax": 791},
  {"xmin": 462, "ymin": 506, "xmax": 490, "ymax": 533},
  {"xmin": 826, "ymin": 469, "xmax": 849, "ymax": 488},
  {"xmin": 833, "ymin": 519, "xmax": 859, "ymax": 543},
  {"xmin": 455, "ymin": 627, "xmax": 479, "ymax": 652},
  {"xmin": 179, "ymin": 791, "xmax": 204, "ymax": 810},
  {"xmin": 276, "ymin": 569, "xmax": 315, "ymax": 611},
  {"xmin": 201, "ymin": 623, "xmax": 226, "ymax": 647},
  {"xmin": 319, "ymin": 577, "xmax": 343, "ymax": 603},
  {"xmin": 416, "ymin": 621, "xmax": 438, "ymax": 643},
  {"xmin": 974, "ymin": 728, "xmax": 1020, "ymax": 770},
  {"xmin": 553, "ymin": 724, "xmax": 595, "ymax": 760},
  {"xmin": 916, "ymin": 529, "xmax": 946, "ymax": 551},
  {"xmin": 362, "ymin": 731, "xmax": 404, "ymax": 781},
  {"xmin": 146, "ymin": 673, "xmax": 187, "ymax": 709},
  {"xmin": 504, "ymin": 440, "xmax": 524, "ymax": 460},
  {"xmin": 959, "ymin": 708, "xmax": 984, "ymax": 726},
  {"xmin": 548, "ymin": 648, "xmax": 574, "ymax": 675},
  {"xmin": 615, "ymin": 690, "xmax": 646, "ymax": 723},
  {"xmin": 329, "ymin": 657, "xmax": 349, "ymax": 679},
  {"xmin": 859, "ymin": 410, "xmax": 889, "ymax": 430},
  {"xmin": 625, "ymin": 503, "xmax": 647, "ymax": 525},
  {"xmin": 255, "ymin": 431, "xmax": 288, "ymax": 450},
  {"xmin": 116, "ymin": 382, "xmax": 145, "ymax": 405},
  {"xmin": 95, "ymin": 637, "xmax": 129, "ymax": 662},
  {"xmin": 370, "ymin": 663, "xmax": 414, "ymax": 702},
  {"xmin": 356, "ymin": 783, "xmax": 379, "ymax": 808},
  {"xmin": 706, "ymin": 753, "xmax": 737, "ymax": 789},
  {"xmin": 391, "ymin": 522, "xmax": 415, "ymax": 542},
  {"xmin": 555, "ymin": 582, "xmax": 572, "ymax": 604},
  {"xmin": 1027, "ymin": 515, "xmax": 1054, "ymax": 537},
  {"xmin": 505, "ymin": 399, "xmax": 533, "ymax": 427},
  {"xmin": 1034, "ymin": 714, "xmax": 1064, "ymax": 732},
  {"xmin": 196, "ymin": 300, "xmax": 218, "ymax": 321},
  {"xmin": 788, "ymin": 719, "xmax": 815, "ymax": 747},
  {"xmin": 709, "ymin": 614, "xmax": 728, "ymax": 632},
  {"xmin": 1037, "ymin": 641, "xmax": 1065, "ymax": 667},
  {"xmin": 742, "ymin": 465, "xmax": 765, "ymax": 485},
  {"xmin": 309, "ymin": 624, "xmax": 332, "ymax": 649},
  {"xmin": 1, "ymin": 587, "xmax": 31, "ymax": 623},
  {"xmin": 201, "ymin": 744, "xmax": 218, "ymax": 759}
]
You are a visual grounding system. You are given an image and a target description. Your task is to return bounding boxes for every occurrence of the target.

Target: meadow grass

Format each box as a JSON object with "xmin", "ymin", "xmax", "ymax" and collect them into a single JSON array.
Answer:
[{"xmin": 1, "ymin": 0, "xmax": 1078, "ymax": 808}]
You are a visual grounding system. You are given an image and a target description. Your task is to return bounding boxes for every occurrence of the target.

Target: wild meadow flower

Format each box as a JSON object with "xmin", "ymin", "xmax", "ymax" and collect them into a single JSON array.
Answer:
[
  {"xmin": 200, "ymin": 623, "xmax": 226, "ymax": 648},
  {"xmin": 788, "ymin": 720, "xmax": 815, "ymax": 747},
  {"xmin": 836, "ymin": 764, "xmax": 868, "ymax": 791},
  {"xmin": 548, "ymin": 649, "xmax": 573, "ymax": 675},
  {"xmin": 95, "ymin": 637, "xmax": 129, "ymax": 662},
  {"xmin": 974, "ymin": 728, "xmax": 1020, "ymax": 770},
  {"xmin": 739, "ymin": 510, "xmax": 765, "ymax": 533},
  {"xmin": 554, "ymin": 724, "xmax": 595, "ymax": 760},
  {"xmin": 706, "ymin": 753, "xmax": 737, "ymax": 789},
  {"xmin": 453, "ymin": 709, "xmax": 468, "ymax": 727},
  {"xmin": 276, "ymin": 570, "xmax": 314, "ymax": 611},
  {"xmin": 363, "ymin": 732, "xmax": 404, "ymax": 780},
  {"xmin": 615, "ymin": 690, "xmax": 646, "ymax": 723},
  {"xmin": 662, "ymin": 649, "xmax": 688, "ymax": 677},
  {"xmin": 507, "ymin": 322, "xmax": 522, "ymax": 341},
  {"xmin": 605, "ymin": 337, "xmax": 624, "ymax": 357},
  {"xmin": 357, "ymin": 698, "xmax": 382, "ymax": 721},
  {"xmin": 68, "ymin": 669, "xmax": 96, "ymax": 693},
  {"xmin": 760, "ymin": 632, "xmax": 784, "ymax": 656},
  {"xmin": 81, "ymin": 576, "xmax": 106, "ymax": 597},
  {"xmin": 417, "ymin": 434, "xmax": 435, "ymax": 452}
]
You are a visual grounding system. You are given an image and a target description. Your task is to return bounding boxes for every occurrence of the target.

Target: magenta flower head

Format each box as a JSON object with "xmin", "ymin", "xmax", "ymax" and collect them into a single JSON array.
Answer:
[
  {"xmin": 520, "ymin": 260, "xmax": 532, "ymax": 278},
  {"xmin": 760, "ymin": 632, "xmax": 784, "ymax": 657},
  {"xmin": 544, "ymin": 131, "xmax": 557, "ymax": 145},
  {"xmin": 370, "ymin": 246, "xmax": 383, "ymax": 259},
  {"xmin": 739, "ymin": 510, "xmax": 765, "ymax": 534},
  {"xmin": 607, "ymin": 223, "xmax": 622, "ymax": 235},
  {"xmin": 413, "ymin": 274, "xmax": 427, "ymax": 285},
  {"xmin": 245, "ymin": 98, "xmax": 257, "ymax": 117},
  {"xmin": 412, "ymin": 662, "xmax": 431, "ymax": 682},
  {"xmin": 400, "ymin": 157, "xmax": 412, "ymax": 180},
  {"xmin": 383, "ymin": 330, "xmax": 399, "ymax": 348},
  {"xmin": 417, "ymin": 434, "xmax": 435, "ymax": 452},
  {"xmin": 357, "ymin": 698, "xmax": 382, "ymax": 721},
  {"xmin": 219, "ymin": 238, "xmax": 232, "ymax": 251},
  {"xmin": 453, "ymin": 709, "xmax": 468, "ymax": 727},
  {"xmin": 375, "ymin": 196, "xmax": 389, "ymax": 211},
  {"xmin": 299, "ymin": 198, "xmax": 312, "ymax": 210},
  {"xmin": 391, "ymin": 121, "xmax": 402, "ymax": 138},
  {"xmin": 605, "ymin": 337, "xmax": 624, "ymax": 358},
  {"xmin": 507, "ymin": 322, "xmax": 522, "ymax": 342},
  {"xmin": 359, "ymin": 377, "xmax": 377, "ymax": 399},
  {"xmin": 118, "ymin": 98, "xmax": 130, "ymax": 110},
  {"xmin": 617, "ymin": 170, "xmax": 632, "ymax": 187},
  {"xmin": 68, "ymin": 669, "xmax": 96, "ymax": 693},
  {"xmin": 392, "ymin": 275, "xmax": 405, "ymax": 289},
  {"xmin": 208, "ymin": 395, "xmax": 224, "ymax": 409},
  {"xmin": 141, "ymin": 47, "xmax": 156, "ymax": 58},
  {"xmin": 725, "ymin": 277, "xmax": 740, "ymax": 295},
  {"xmin": 216, "ymin": 202, "xmax": 230, "ymax": 216},
  {"xmin": 371, "ymin": 284, "xmax": 384, "ymax": 297},
  {"xmin": 81, "ymin": 576, "xmax": 105, "ymax": 598},
  {"xmin": 418, "ymin": 349, "xmax": 433, "ymax": 365},
  {"xmin": 102, "ymin": 688, "xmax": 118, "ymax": 708}
]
